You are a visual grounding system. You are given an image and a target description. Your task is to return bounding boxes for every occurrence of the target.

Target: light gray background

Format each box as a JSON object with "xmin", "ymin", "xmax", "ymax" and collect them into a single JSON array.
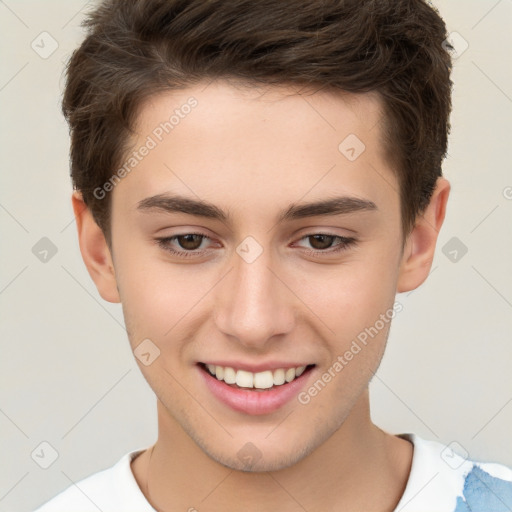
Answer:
[{"xmin": 1, "ymin": 1, "xmax": 511, "ymax": 511}]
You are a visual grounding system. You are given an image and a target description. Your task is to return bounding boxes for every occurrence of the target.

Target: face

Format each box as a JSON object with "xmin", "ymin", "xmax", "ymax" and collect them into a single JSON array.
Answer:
[{"xmin": 109, "ymin": 80, "xmax": 405, "ymax": 471}]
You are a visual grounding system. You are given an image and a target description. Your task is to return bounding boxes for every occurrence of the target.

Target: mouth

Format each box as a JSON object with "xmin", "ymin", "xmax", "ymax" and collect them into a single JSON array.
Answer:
[
  {"xmin": 197, "ymin": 362, "xmax": 316, "ymax": 415},
  {"xmin": 199, "ymin": 362, "xmax": 315, "ymax": 391}
]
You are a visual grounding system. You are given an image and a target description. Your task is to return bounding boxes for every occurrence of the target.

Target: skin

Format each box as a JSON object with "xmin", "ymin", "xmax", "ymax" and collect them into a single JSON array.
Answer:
[{"xmin": 72, "ymin": 79, "xmax": 450, "ymax": 511}]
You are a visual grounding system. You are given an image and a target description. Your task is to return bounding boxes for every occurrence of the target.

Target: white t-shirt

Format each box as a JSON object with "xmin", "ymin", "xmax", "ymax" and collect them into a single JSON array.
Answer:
[{"xmin": 33, "ymin": 433, "xmax": 512, "ymax": 512}]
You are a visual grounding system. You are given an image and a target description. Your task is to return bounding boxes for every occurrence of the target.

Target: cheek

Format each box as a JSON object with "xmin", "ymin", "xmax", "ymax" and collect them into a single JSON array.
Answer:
[
  {"xmin": 115, "ymin": 248, "xmax": 215, "ymax": 360},
  {"xmin": 115, "ymin": 252, "xmax": 179, "ymax": 346},
  {"xmin": 294, "ymin": 251, "xmax": 400, "ymax": 342}
]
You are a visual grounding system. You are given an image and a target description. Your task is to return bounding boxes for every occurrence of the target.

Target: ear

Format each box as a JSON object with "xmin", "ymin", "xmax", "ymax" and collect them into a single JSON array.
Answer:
[
  {"xmin": 397, "ymin": 177, "xmax": 450, "ymax": 293},
  {"xmin": 71, "ymin": 190, "xmax": 121, "ymax": 303}
]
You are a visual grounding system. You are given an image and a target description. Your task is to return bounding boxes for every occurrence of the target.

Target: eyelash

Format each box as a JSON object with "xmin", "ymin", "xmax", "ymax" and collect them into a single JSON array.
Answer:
[{"xmin": 155, "ymin": 232, "xmax": 357, "ymax": 259}]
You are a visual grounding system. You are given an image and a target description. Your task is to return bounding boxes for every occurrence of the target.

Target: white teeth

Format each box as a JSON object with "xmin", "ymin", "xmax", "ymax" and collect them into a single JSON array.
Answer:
[
  {"xmin": 253, "ymin": 370, "xmax": 274, "ymax": 389},
  {"xmin": 285, "ymin": 368, "xmax": 296, "ymax": 382},
  {"xmin": 235, "ymin": 369, "xmax": 253, "ymax": 388},
  {"xmin": 273, "ymin": 368, "xmax": 285, "ymax": 385},
  {"xmin": 295, "ymin": 366, "xmax": 306, "ymax": 377},
  {"xmin": 204, "ymin": 364, "xmax": 310, "ymax": 389},
  {"xmin": 223, "ymin": 366, "xmax": 237, "ymax": 384}
]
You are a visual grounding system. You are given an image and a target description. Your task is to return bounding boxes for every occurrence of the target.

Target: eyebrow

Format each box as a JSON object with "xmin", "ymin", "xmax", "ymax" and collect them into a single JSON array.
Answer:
[{"xmin": 136, "ymin": 193, "xmax": 377, "ymax": 223}]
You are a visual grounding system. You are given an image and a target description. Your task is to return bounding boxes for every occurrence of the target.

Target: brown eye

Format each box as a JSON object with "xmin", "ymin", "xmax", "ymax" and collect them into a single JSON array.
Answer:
[
  {"xmin": 155, "ymin": 232, "xmax": 212, "ymax": 258},
  {"xmin": 295, "ymin": 233, "xmax": 357, "ymax": 256},
  {"xmin": 175, "ymin": 234, "xmax": 204, "ymax": 250},
  {"xmin": 307, "ymin": 234, "xmax": 337, "ymax": 250}
]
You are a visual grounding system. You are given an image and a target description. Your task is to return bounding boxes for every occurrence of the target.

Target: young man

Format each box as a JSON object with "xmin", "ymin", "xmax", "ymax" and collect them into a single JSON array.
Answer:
[{"xmin": 34, "ymin": 0, "xmax": 512, "ymax": 511}]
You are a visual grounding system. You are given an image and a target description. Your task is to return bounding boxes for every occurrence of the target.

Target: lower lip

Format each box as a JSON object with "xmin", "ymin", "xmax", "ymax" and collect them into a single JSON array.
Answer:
[{"xmin": 198, "ymin": 364, "xmax": 315, "ymax": 415}]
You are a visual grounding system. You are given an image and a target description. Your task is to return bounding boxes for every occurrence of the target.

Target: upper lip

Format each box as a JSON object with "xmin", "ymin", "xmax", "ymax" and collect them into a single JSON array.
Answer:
[{"xmin": 199, "ymin": 361, "xmax": 314, "ymax": 373}]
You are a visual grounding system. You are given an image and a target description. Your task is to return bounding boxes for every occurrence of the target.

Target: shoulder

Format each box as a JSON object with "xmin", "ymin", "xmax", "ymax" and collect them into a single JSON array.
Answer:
[
  {"xmin": 394, "ymin": 433, "xmax": 512, "ymax": 512},
  {"xmin": 32, "ymin": 448, "xmax": 153, "ymax": 512}
]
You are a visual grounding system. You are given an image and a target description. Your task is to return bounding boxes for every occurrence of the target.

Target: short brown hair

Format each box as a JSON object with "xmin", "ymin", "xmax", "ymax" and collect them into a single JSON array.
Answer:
[{"xmin": 62, "ymin": 0, "xmax": 453, "ymax": 246}]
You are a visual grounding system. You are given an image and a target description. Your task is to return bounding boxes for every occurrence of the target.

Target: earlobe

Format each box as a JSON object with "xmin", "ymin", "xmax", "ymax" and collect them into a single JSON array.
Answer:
[
  {"xmin": 71, "ymin": 191, "xmax": 121, "ymax": 303},
  {"xmin": 396, "ymin": 177, "xmax": 450, "ymax": 293}
]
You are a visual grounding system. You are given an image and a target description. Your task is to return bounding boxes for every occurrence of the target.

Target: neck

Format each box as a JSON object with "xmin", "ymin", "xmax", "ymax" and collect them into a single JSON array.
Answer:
[{"xmin": 132, "ymin": 390, "xmax": 413, "ymax": 512}]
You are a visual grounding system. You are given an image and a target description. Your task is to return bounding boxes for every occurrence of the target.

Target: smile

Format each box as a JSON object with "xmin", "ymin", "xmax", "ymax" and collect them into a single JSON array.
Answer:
[
  {"xmin": 198, "ymin": 362, "xmax": 316, "ymax": 415},
  {"xmin": 202, "ymin": 363, "xmax": 312, "ymax": 390}
]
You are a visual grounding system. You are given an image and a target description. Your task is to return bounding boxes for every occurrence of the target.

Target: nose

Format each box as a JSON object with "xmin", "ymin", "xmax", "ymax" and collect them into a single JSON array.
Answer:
[{"xmin": 213, "ymin": 244, "xmax": 296, "ymax": 351}]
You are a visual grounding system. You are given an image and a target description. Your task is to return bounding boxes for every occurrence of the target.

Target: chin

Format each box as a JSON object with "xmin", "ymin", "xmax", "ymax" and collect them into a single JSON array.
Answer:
[{"xmin": 196, "ymin": 434, "xmax": 318, "ymax": 473}]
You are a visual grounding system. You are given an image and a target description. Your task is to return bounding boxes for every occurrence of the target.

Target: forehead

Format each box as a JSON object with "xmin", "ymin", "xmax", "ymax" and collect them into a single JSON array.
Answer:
[
  {"xmin": 136, "ymin": 79, "xmax": 385, "ymax": 146},
  {"xmin": 112, "ymin": 79, "xmax": 398, "ymax": 224}
]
